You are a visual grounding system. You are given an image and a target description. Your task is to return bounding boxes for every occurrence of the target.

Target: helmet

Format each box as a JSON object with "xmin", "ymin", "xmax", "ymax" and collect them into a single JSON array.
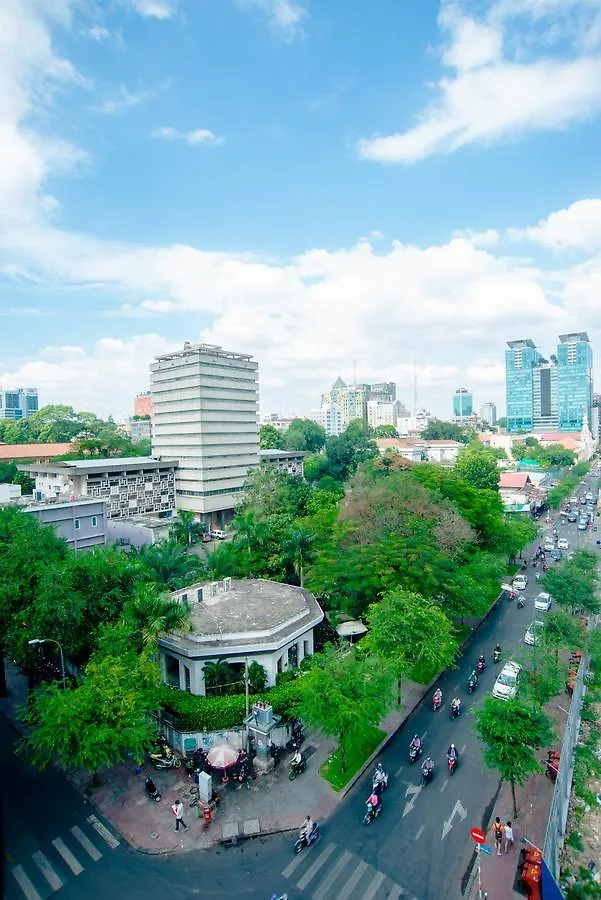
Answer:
[
  {"xmin": 450, "ymin": 743, "xmax": 455, "ymax": 750},
  {"xmin": 414, "ymin": 734, "xmax": 419, "ymax": 740}
]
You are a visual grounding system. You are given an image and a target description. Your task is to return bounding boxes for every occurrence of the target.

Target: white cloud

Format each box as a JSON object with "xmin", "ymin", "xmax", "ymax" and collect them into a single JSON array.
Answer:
[
  {"xmin": 514, "ymin": 199, "xmax": 601, "ymax": 252},
  {"xmin": 240, "ymin": 0, "xmax": 307, "ymax": 39},
  {"xmin": 151, "ymin": 126, "xmax": 223, "ymax": 146},
  {"xmin": 127, "ymin": 0, "xmax": 176, "ymax": 19},
  {"xmin": 96, "ymin": 81, "xmax": 170, "ymax": 113},
  {"xmin": 358, "ymin": 1, "xmax": 601, "ymax": 164},
  {"xmin": 82, "ymin": 25, "xmax": 111, "ymax": 41}
]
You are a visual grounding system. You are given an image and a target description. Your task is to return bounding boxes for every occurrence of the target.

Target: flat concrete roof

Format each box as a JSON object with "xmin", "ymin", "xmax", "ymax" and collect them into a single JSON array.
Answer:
[
  {"xmin": 260, "ymin": 449, "xmax": 306, "ymax": 459},
  {"xmin": 19, "ymin": 457, "xmax": 179, "ymax": 476},
  {"xmin": 160, "ymin": 578, "xmax": 323, "ymax": 656}
]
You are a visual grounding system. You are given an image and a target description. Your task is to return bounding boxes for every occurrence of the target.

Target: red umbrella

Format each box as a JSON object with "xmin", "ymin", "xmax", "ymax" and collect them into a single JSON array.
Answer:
[{"xmin": 207, "ymin": 745, "xmax": 238, "ymax": 770}]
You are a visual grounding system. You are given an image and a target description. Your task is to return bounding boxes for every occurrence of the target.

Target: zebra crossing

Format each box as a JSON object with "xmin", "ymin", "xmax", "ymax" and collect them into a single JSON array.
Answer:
[
  {"xmin": 281, "ymin": 839, "xmax": 419, "ymax": 900},
  {"xmin": 8, "ymin": 815, "xmax": 120, "ymax": 900}
]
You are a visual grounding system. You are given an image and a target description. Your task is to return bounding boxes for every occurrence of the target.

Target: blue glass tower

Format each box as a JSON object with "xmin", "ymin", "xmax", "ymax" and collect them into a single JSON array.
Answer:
[
  {"xmin": 505, "ymin": 340, "xmax": 543, "ymax": 432},
  {"xmin": 556, "ymin": 333, "xmax": 593, "ymax": 432}
]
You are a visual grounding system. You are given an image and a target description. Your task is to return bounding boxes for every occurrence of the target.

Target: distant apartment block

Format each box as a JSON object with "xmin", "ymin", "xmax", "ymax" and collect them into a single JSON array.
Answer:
[
  {"xmin": 260, "ymin": 449, "xmax": 305, "ymax": 477},
  {"xmin": 134, "ymin": 391, "xmax": 153, "ymax": 418},
  {"xmin": 129, "ymin": 418, "xmax": 152, "ymax": 443},
  {"xmin": 19, "ymin": 457, "xmax": 177, "ymax": 519},
  {"xmin": 479, "ymin": 402, "xmax": 497, "ymax": 427},
  {"xmin": 261, "ymin": 414, "xmax": 297, "ymax": 432},
  {"xmin": 309, "ymin": 403, "xmax": 343, "ymax": 436},
  {"xmin": 0, "ymin": 387, "xmax": 38, "ymax": 419},
  {"xmin": 150, "ymin": 342, "xmax": 259, "ymax": 525},
  {"xmin": 314, "ymin": 376, "xmax": 401, "ymax": 432}
]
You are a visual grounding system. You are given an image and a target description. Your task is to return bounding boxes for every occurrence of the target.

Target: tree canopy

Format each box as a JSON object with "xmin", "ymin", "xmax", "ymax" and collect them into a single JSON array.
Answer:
[
  {"xmin": 454, "ymin": 445, "xmax": 499, "ymax": 492},
  {"xmin": 420, "ymin": 419, "xmax": 471, "ymax": 442}
]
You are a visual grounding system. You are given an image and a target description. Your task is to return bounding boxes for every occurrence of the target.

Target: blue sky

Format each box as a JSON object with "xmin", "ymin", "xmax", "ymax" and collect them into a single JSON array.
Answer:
[{"xmin": 1, "ymin": 0, "xmax": 601, "ymax": 419}]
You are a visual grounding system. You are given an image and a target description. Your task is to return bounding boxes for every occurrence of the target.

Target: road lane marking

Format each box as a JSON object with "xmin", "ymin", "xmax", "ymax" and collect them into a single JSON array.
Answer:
[
  {"xmin": 87, "ymin": 815, "xmax": 120, "ymax": 849},
  {"xmin": 282, "ymin": 850, "xmax": 305, "ymax": 879},
  {"xmin": 460, "ymin": 745, "xmax": 466, "ymax": 754},
  {"xmin": 362, "ymin": 870, "xmax": 386, "ymax": 900},
  {"xmin": 296, "ymin": 842, "xmax": 335, "ymax": 890},
  {"xmin": 421, "ymin": 730, "xmax": 428, "ymax": 740},
  {"xmin": 312, "ymin": 850, "xmax": 352, "ymax": 900},
  {"xmin": 395, "ymin": 764, "xmax": 405, "ymax": 777},
  {"xmin": 32, "ymin": 851, "xmax": 63, "ymax": 891},
  {"xmin": 70, "ymin": 826, "xmax": 102, "ymax": 861},
  {"xmin": 336, "ymin": 860, "xmax": 368, "ymax": 900},
  {"xmin": 440, "ymin": 778, "xmax": 448, "ymax": 792},
  {"xmin": 51, "ymin": 838, "xmax": 83, "ymax": 875},
  {"xmin": 415, "ymin": 825, "xmax": 424, "ymax": 841},
  {"xmin": 12, "ymin": 865, "xmax": 42, "ymax": 900}
]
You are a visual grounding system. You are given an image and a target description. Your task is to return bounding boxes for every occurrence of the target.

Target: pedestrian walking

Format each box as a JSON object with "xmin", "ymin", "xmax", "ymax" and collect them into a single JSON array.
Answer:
[
  {"xmin": 492, "ymin": 817, "xmax": 504, "ymax": 856},
  {"xmin": 172, "ymin": 799, "xmax": 188, "ymax": 832},
  {"xmin": 504, "ymin": 821, "xmax": 514, "ymax": 853}
]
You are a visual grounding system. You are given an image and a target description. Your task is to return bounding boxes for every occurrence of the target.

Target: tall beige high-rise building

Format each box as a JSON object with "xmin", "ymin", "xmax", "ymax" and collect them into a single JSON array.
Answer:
[{"xmin": 150, "ymin": 342, "xmax": 259, "ymax": 524}]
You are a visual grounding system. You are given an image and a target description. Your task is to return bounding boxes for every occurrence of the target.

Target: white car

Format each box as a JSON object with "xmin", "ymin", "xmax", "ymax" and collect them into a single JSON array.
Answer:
[
  {"xmin": 513, "ymin": 573, "xmax": 528, "ymax": 591},
  {"xmin": 524, "ymin": 621, "xmax": 544, "ymax": 646},
  {"xmin": 543, "ymin": 538, "xmax": 555, "ymax": 552},
  {"xmin": 534, "ymin": 592, "xmax": 553, "ymax": 612},
  {"xmin": 492, "ymin": 661, "xmax": 522, "ymax": 700},
  {"xmin": 557, "ymin": 538, "xmax": 569, "ymax": 551},
  {"xmin": 209, "ymin": 529, "xmax": 228, "ymax": 540}
]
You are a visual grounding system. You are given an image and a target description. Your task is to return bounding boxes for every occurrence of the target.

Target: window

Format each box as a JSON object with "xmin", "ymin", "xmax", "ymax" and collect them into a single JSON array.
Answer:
[
  {"xmin": 75, "ymin": 519, "xmax": 80, "ymax": 530},
  {"xmin": 91, "ymin": 516, "xmax": 97, "ymax": 527}
]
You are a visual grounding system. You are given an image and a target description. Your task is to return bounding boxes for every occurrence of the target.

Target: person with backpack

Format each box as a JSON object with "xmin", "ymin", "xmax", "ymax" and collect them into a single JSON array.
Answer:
[{"xmin": 492, "ymin": 817, "xmax": 504, "ymax": 856}]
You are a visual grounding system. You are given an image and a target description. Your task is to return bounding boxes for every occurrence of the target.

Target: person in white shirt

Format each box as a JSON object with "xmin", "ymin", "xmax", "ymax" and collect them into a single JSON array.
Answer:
[
  {"xmin": 172, "ymin": 799, "xmax": 188, "ymax": 832},
  {"xmin": 504, "ymin": 821, "xmax": 514, "ymax": 853}
]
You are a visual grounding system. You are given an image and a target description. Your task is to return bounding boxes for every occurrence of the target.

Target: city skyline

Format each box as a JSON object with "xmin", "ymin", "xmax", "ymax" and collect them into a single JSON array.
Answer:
[{"xmin": 1, "ymin": 2, "xmax": 601, "ymax": 418}]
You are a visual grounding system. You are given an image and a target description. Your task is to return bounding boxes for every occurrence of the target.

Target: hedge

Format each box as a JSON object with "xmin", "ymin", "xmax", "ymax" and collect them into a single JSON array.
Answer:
[{"xmin": 156, "ymin": 678, "xmax": 303, "ymax": 732}]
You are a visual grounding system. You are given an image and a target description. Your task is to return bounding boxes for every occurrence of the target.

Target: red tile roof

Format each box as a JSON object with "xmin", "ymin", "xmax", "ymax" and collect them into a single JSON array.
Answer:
[
  {"xmin": 499, "ymin": 473, "xmax": 531, "ymax": 489},
  {"xmin": 0, "ymin": 442, "xmax": 72, "ymax": 461}
]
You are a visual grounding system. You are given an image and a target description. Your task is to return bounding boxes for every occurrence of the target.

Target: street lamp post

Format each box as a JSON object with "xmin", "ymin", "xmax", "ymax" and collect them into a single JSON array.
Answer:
[{"xmin": 28, "ymin": 638, "xmax": 67, "ymax": 690}]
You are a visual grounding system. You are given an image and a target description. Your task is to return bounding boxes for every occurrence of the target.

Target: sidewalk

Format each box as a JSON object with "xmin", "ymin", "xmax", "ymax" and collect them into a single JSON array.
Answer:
[{"xmin": 0, "ymin": 661, "xmax": 432, "ymax": 855}]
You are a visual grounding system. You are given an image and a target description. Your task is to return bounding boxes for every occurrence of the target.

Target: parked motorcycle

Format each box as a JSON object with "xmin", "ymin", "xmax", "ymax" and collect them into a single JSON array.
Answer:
[
  {"xmin": 144, "ymin": 775, "xmax": 161, "ymax": 801},
  {"xmin": 151, "ymin": 755, "xmax": 181, "ymax": 770},
  {"xmin": 363, "ymin": 797, "xmax": 383, "ymax": 825},
  {"xmin": 294, "ymin": 823, "xmax": 320, "ymax": 853}
]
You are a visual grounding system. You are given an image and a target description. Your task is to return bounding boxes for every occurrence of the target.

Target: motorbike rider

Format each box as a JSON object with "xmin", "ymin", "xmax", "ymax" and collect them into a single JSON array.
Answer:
[
  {"xmin": 477, "ymin": 653, "xmax": 486, "ymax": 669},
  {"xmin": 447, "ymin": 743, "xmax": 458, "ymax": 763},
  {"xmin": 373, "ymin": 762, "xmax": 388, "ymax": 790},
  {"xmin": 433, "ymin": 687, "xmax": 442, "ymax": 707},
  {"xmin": 421, "ymin": 757, "xmax": 434, "ymax": 780},
  {"xmin": 299, "ymin": 815, "xmax": 314, "ymax": 841},
  {"xmin": 291, "ymin": 748, "xmax": 303, "ymax": 772},
  {"xmin": 366, "ymin": 790, "xmax": 382, "ymax": 815},
  {"xmin": 469, "ymin": 669, "xmax": 478, "ymax": 686},
  {"xmin": 410, "ymin": 734, "xmax": 422, "ymax": 753},
  {"xmin": 494, "ymin": 644, "xmax": 501, "ymax": 659},
  {"xmin": 451, "ymin": 697, "xmax": 461, "ymax": 716}
]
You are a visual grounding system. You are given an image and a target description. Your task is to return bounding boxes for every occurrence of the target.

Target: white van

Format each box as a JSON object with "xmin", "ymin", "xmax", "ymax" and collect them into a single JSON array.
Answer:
[{"xmin": 209, "ymin": 529, "xmax": 228, "ymax": 540}]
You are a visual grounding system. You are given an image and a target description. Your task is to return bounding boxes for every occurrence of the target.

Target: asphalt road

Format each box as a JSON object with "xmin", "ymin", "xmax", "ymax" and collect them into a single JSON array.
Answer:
[{"xmin": 3, "ymin": 469, "xmax": 599, "ymax": 900}]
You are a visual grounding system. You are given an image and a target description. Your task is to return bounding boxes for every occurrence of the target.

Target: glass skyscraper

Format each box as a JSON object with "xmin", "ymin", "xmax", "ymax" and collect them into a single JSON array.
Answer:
[
  {"xmin": 0, "ymin": 387, "xmax": 38, "ymax": 419},
  {"xmin": 505, "ymin": 340, "xmax": 542, "ymax": 432},
  {"xmin": 556, "ymin": 333, "xmax": 593, "ymax": 431},
  {"xmin": 453, "ymin": 388, "xmax": 473, "ymax": 422}
]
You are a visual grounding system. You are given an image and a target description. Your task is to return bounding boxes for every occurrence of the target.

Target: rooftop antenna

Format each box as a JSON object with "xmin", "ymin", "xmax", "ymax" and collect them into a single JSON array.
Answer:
[{"xmin": 413, "ymin": 359, "xmax": 417, "ymax": 418}]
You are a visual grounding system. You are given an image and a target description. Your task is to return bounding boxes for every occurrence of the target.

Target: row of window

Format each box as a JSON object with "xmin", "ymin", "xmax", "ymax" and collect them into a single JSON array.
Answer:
[
  {"xmin": 74, "ymin": 515, "xmax": 99, "ymax": 530},
  {"xmin": 176, "ymin": 486, "xmax": 244, "ymax": 498}
]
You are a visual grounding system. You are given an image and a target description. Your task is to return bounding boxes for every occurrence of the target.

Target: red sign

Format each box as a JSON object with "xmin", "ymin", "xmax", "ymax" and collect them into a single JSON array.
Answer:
[{"xmin": 470, "ymin": 827, "xmax": 486, "ymax": 844}]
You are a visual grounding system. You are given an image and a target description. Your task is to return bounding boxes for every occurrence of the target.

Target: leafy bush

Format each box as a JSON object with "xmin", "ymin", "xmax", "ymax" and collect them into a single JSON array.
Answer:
[{"xmin": 156, "ymin": 678, "xmax": 303, "ymax": 732}]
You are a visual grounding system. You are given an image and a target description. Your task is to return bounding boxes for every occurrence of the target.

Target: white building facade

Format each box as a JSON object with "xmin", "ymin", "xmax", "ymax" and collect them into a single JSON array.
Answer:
[
  {"xmin": 309, "ymin": 403, "xmax": 343, "ymax": 436},
  {"xmin": 150, "ymin": 343, "xmax": 260, "ymax": 525}
]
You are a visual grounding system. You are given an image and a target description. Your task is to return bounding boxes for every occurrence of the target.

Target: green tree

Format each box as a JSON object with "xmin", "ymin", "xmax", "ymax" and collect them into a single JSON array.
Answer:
[
  {"xmin": 541, "ymin": 611, "xmax": 583, "ymax": 664},
  {"xmin": 121, "ymin": 583, "xmax": 191, "ymax": 649},
  {"xmin": 542, "ymin": 552, "xmax": 600, "ymax": 616},
  {"xmin": 472, "ymin": 697, "xmax": 554, "ymax": 817},
  {"xmin": 303, "ymin": 453, "xmax": 330, "ymax": 484},
  {"xmin": 247, "ymin": 660, "xmax": 268, "ymax": 693},
  {"xmin": 131, "ymin": 541, "xmax": 206, "ymax": 591},
  {"xmin": 284, "ymin": 419, "xmax": 326, "ymax": 453},
  {"xmin": 421, "ymin": 419, "xmax": 470, "ymax": 442},
  {"xmin": 280, "ymin": 525, "xmax": 316, "ymax": 587},
  {"xmin": 497, "ymin": 417, "xmax": 507, "ymax": 429},
  {"xmin": 231, "ymin": 509, "xmax": 265, "ymax": 576},
  {"xmin": 259, "ymin": 424, "xmax": 285, "ymax": 449},
  {"xmin": 170, "ymin": 510, "xmax": 204, "ymax": 546},
  {"xmin": 454, "ymin": 446, "xmax": 499, "ymax": 492},
  {"xmin": 23, "ymin": 647, "xmax": 158, "ymax": 778},
  {"xmin": 363, "ymin": 588, "xmax": 458, "ymax": 705},
  {"xmin": 297, "ymin": 643, "xmax": 394, "ymax": 772},
  {"xmin": 203, "ymin": 659, "xmax": 237, "ymax": 695},
  {"xmin": 372, "ymin": 425, "xmax": 398, "ymax": 438}
]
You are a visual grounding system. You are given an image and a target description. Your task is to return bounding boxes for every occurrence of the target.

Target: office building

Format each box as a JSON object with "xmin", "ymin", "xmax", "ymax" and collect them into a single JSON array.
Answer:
[
  {"xmin": 150, "ymin": 342, "xmax": 259, "ymax": 524},
  {"xmin": 556, "ymin": 333, "xmax": 593, "ymax": 432},
  {"xmin": 134, "ymin": 391, "xmax": 153, "ymax": 418},
  {"xmin": 453, "ymin": 388, "xmax": 473, "ymax": 424},
  {"xmin": 0, "ymin": 387, "xmax": 38, "ymax": 419},
  {"xmin": 592, "ymin": 394, "xmax": 601, "ymax": 441},
  {"xmin": 505, "ymin": 334, "xmax": 594, "ymax": 433},
  {"xmin": 316, "ymin": 377, "xmax": 399, "ymax": 431},
  {"xmin": 309, "ymin": 404, "xmax": 343, "ymax": 436},
  {"xmin": 369, "ymin": 382, "xmax": 396, "ymax": 402},
  {"xmin": 479, "ymin": 402, "xmax": 497, "ymax": 427},
  {"xmin": 129, "ymin": 418, "xmax": 152, "ymax": 443},
  {"xmin": 505, "ymin": 339, "xmax": 544, "ymax": 432}
]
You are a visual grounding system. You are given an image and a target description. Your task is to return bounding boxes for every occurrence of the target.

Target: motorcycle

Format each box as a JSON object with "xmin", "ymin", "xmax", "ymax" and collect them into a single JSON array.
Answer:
[
  {"xmin": 372, "ymin": 765, "xmax": 389, "ymax": 793},
  {"xmin": 448, "ymin": 754, "xmax": 457, "ymax": 775},
  {"xmin": 408, "ymin": 743, "xmax": 423, "ymax": 764},
  {"xmin": 450, "ymin": 702, "xmax": 461, "ymax": 720},
  {"xmin": 421, "ymin": 764, "xmax": 433, "ymax": 786},
  {"xmin": 144, "ymin": 775, "xmax": 161, "ymax": 802},
  {"xmin": 467, "ymin": 676, "xmax": 477, "ymax": 694},
  {"xmin": 363, "ymin": 798, "xmax": 382, "ymax": 825},
  {"xmin": 432, "ymin": 690, "xmax": 443, "ymax": 711},
  {"xmin": 151, "ymin": 755, "xmax": 181, "ymax": 770},
  {"xmin": 294, "ymin": 823, "xmax": 320, "ymax": 853},
  {"xmin": 493, "ymin": 649, "xmax": 501, "ymax": 664},
  {"xmin": 517, "ymin": 595, "xmax": 525, "ymax": 609},
  {"xmin": 476, "ymin": 659, "xmax": 486, "ymax": 674},
  {"xmin": 289, "ymin": 757, "xmax": 306, "ymax": 781}
]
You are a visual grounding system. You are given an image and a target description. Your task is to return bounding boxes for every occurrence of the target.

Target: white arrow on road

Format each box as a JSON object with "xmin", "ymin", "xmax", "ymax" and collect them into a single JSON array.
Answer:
[
  {"xmin": 403, "ymin": 783, "xmax": 422, "ymax": 818},
  {"xmin": 441, "ymin": 799, "xmax": 467, "ymax": 840}
]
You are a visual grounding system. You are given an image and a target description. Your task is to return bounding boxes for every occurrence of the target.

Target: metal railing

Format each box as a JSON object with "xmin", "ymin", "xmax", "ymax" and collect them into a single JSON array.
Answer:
[{"xmin": 542, "ymin": 650, "xmax": 589, "ymax": 881}]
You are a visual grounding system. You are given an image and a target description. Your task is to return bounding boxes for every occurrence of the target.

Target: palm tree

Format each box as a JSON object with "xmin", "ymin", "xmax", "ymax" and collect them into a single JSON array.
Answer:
[
  {"xmin": 232, "ymin": 510, "xmax": 264, "ymax": 577},
  {"xmin": 122, "ymin": 582, "xmax": 191, "ymax": 648},
  {"xmin": 133, "ymin": 541, "xmax": 206, "ymax": 590},
  {"xmin": 280, "ymin": 525, "xmax": 316, "ymax": 588},
  {"xmin": 170, "ymin": 510, "xmax": 203, "ymax": 547},
  {"xmin": 203, "ymin": 659, "xmax": 237, "ymax": 695}
]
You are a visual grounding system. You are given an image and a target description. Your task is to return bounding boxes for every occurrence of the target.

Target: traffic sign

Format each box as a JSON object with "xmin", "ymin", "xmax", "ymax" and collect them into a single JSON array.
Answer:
[
  {"xmin": 479, "ymin": 844, "xmax": 492, "ymax": 855},
  {"xmin": 470, "ymin": 827, "xmax": 486, "ymax": 844}
]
